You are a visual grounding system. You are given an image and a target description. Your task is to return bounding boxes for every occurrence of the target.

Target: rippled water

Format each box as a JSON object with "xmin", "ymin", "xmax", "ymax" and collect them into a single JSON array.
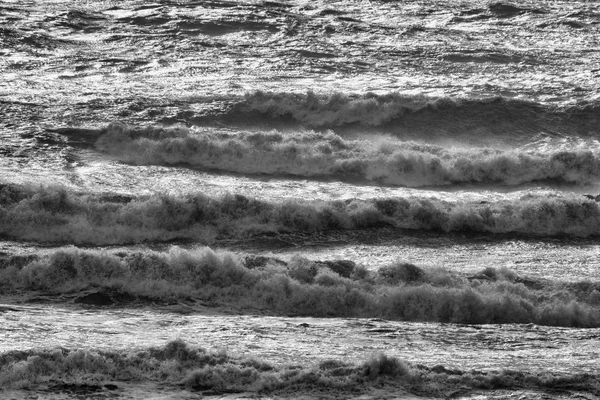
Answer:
[{"xmin": 1, "ymin": 0, "xmax": 600, "ymax": 398}]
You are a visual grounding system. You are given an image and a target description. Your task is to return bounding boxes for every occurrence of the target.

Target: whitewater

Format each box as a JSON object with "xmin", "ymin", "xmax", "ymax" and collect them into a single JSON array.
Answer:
[{"xmin": 1, "ymin": 0, "xmax": 600, "ymax": 398}]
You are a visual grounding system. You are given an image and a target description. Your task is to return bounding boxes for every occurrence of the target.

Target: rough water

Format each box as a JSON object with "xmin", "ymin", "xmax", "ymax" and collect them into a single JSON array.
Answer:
[{"xmin": 1, "ymin": 0, "xmax": 600, "ymax": 398}]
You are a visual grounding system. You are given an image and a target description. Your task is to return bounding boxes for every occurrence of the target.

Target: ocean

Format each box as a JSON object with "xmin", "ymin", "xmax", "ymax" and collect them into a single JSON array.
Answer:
[{"xmin": 1, "ymin": 0, "xmax": 599, "ymax": 398}]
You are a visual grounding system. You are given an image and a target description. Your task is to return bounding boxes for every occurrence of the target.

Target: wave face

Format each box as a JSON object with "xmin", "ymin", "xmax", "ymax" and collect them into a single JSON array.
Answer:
[
  {"xmin": 2, "ymin": 246, "xmax": 599, "ymax": 327},
  {"xmin": 226, "ymin": 92, "xmax": 600, "ymax": 136},
  {"xmin": 3, "ymin": 339, "xmax": 598, "ymax": 396},
  {"xmin": 93, "ymin": 120, "xmax": 600, "ymax": 187},
  {"xmin": 2, "ymin": 184, "xmax": 600, "ymax": 245}
]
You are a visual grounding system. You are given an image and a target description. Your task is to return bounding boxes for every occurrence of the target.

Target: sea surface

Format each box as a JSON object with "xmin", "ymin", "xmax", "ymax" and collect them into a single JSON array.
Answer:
[{"xmin": 1, "ymin": 0, "xmax": 600, "ymax": 398}]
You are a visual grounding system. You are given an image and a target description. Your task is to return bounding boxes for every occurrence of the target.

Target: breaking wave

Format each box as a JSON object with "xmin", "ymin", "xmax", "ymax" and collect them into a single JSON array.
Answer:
[
  {"xmin": 2, "ymin": 247, "xmax": 599, "ymax": 327},
  {"xmin": 3, "ymin": 338, "xmax": 599, "ymax": 396},
  {"xmin": 94, "ymin": 122, "xmax": 600, "ymax": 187},
  {"xmin": 1, "ymin": 183, "xmax": 600, "ymax": 245},
  {"xmin": 222, "ymin": 91, "xmax": 600, "ymax": 137}
]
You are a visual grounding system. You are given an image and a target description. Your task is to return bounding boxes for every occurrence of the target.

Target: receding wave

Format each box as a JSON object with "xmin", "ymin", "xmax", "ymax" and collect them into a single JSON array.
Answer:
[
  {"xmin": 2, "ymin": 183, "xmax": 600, "ymax": 244},
  {"xmin": 2, "ymin": 339, "xmax": 599, "ymax": 396},
  {"xmin": 94, "ymin": 122, "xmax": 600, "ymax": 187},
  {"xmin": 2, "ymin": 247, "xmax": 599, "ymax": 327}
]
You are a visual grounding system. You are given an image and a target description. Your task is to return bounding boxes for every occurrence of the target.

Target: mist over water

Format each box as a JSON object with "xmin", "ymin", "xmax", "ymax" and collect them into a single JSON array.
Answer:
[{"xmin": 1, "ymin": 0, "xmax": 600, "ymax": 398}]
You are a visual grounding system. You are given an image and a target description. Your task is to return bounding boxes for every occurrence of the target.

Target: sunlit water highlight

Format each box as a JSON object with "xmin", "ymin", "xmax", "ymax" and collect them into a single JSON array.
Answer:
[
  {"xmin": 2, "ymin": 0, "xmax": 600, "ymax": 397},
  {"xmin": 1, "ymin": 305, "xmax": 598, "ymax": 375}
]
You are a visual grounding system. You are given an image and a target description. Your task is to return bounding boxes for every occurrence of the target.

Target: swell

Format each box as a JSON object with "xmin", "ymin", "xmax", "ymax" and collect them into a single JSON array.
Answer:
[
  {"xmin": 2, "ymin": 183, "xmax": 600, "ymax": 245},
  {"xmin": 92, "ymin": 122, "xmax": 600, "ymax": 187},
  {"xmin": 2, "ymin": 339, "xmax": 598, "ymax": 396},
  {"xmin": 207, "ymin": 91, "xmax": 600, "ymax": 138}
]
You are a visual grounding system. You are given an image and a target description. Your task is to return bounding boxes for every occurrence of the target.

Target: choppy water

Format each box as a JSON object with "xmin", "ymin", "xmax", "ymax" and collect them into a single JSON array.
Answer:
[
  {"xmin": 1, "ymin": 0, "xmax": 600, "ymax": 398},
  {"xmin": 1, "ymin": 305, "xmax": 599, "ymax": 374}
]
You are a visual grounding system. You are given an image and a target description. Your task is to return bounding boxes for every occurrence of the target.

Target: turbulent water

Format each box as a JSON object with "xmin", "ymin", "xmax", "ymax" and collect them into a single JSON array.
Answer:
[{"xmin": 1, "ymin": 0, "xmax": 600, "ymax": 398}]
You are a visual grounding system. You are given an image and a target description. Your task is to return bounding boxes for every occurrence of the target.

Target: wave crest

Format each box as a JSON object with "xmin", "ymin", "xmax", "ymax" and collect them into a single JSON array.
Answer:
[
  {"xmin": 94, "ymin": 123, "xmax": 600, "ymax": 187},
  {"xmin": 221, "ymin": 91, "xmax": 600, "ymax": 138},
  {"xmin": 1, "ymin": 184, "xmax": 600, "ymax": 244},
  {"xmin": 2, "ymin": 339, "xmax": 598, "ymax": 395},
  {"xmin": 2, "ymin": 246, "xmax": 599, "ymax": 327}
]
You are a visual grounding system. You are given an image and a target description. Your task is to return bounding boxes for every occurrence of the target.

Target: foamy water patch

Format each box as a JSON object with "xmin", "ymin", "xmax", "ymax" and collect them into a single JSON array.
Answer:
[
  {"xmin": 83, "ymin": 122, "xmax": 600, "ymax": 189},
  {"xmin": 251, "ymin": 233, "xmax": 600, "ymax": 283},
  {"xmin": 0, "ymin": 305, "xmax": 597, "ymax": 375},
  {"xmin": 72, "ymin": 148, "xmax": 511, "ymax": 201}
]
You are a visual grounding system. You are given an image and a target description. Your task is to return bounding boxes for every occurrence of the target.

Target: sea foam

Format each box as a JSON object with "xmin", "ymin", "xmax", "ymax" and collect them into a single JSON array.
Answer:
[
  {"xmin": 94, "ymin": 122, "xmax": 600, "ymax": 187},
  {"xmin": 2, "ymin": 339, "xmax": 597, "ymax": 395},
  {"xmin": 2, "ymin": 246, "xmax": 599, "ymax": 327},
  {"xmin": 1, "ymin": 183, "xmax": 600, "ymax": 245}
]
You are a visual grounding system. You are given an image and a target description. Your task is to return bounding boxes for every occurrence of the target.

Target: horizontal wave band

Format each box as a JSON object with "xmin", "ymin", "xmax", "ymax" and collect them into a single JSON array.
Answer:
[
  {"xmin": 192, "ymin": 91, "xmax": 600, "ymax": 137},
  {"xmin": 2, "ymin": 184, "xmax": 600, "ymax": 244},
  {"xmin": 2, "ymin": 246, "xmax": 599, "ymax": 327},
  {"xmin": 92, "ymin": 123, "xmax": 600, "ymax": 187},
  {"xmin": 3, "ymin": 339, "xmax": 598, "ymax": 396}
]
